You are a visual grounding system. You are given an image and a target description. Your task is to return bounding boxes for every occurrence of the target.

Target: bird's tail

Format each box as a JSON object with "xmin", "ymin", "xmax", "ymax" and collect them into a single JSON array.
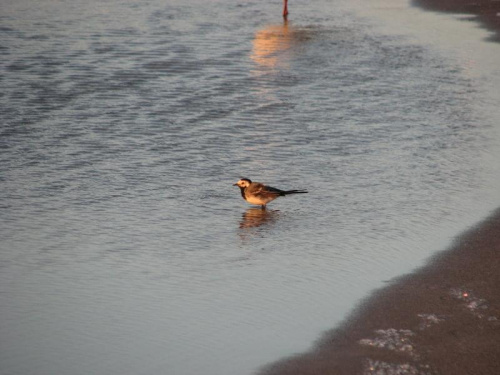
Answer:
[{"xmin": 282, "ymin": 189, "xmax": 308, "ymax": 195}]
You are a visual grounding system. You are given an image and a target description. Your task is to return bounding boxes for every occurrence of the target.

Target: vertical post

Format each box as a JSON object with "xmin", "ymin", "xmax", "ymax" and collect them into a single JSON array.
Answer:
[{"xmin": 283, "ymin": 0, "xmax": 289, "ymax": 18}]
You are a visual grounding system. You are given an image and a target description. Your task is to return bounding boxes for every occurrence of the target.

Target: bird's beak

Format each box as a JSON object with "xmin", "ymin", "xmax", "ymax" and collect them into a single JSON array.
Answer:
[{"xmin": 232, "ymin": 183, "xmax": 238, "ymax": 186}]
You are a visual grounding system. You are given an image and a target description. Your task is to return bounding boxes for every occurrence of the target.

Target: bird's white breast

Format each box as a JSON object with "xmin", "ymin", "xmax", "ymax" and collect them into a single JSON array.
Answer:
[{"xmin": 245, "ymin": 195, "xmax": 266, "ymax": 205}]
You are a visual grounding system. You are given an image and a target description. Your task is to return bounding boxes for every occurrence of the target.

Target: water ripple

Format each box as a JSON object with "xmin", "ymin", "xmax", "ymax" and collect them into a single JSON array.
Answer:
[{"xmin": 1, "ymin": 0, "xmax": 500, "ymax": 375}]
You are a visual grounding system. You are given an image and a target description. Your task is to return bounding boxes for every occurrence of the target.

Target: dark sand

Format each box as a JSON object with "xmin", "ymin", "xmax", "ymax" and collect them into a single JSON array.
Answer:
[
  {"xmin": 258, "ymin": 3, "xmax": 500, "ymax": 374},
  {"xmin": 258, "ymin": 210, "xmax": 500, "ymax": 375},
  {"xmin": 413, "ymin": 0, "xmax": 500, "ymax": 40}
]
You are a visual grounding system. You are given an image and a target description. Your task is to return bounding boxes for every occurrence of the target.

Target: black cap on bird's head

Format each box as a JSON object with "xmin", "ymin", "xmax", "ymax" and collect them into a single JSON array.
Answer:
[{"xmin": 233, "ymin": 178, "xmax": 252, "ymax": 187}]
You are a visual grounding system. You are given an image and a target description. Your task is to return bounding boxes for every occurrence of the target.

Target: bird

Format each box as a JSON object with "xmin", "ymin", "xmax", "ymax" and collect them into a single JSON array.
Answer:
[{"xmin": 233, "ymin": 178, "xmax": 308, "ymax": 209}]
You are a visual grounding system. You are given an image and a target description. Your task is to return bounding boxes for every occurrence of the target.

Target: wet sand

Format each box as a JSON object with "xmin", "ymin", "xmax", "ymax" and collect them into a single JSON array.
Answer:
[
  {"xmin": 413, "ymin": 0, "xmax": 500, "ymax": 40},
  {"xmin": 259, "ymin": 209, "xmax": 500, "ymax": 374}
]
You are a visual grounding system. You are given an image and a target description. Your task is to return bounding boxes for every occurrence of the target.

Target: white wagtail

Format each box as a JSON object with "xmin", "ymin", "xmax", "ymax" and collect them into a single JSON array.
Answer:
[{"xmin": 233, "ymin": 178, "xmax": 308, "ymax": 209}]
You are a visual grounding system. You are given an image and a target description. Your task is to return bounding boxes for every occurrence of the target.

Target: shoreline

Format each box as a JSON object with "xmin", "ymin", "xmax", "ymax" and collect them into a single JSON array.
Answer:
[
  {"xmin": 257, "ymin": 2, "xmax": 500, "ymax": 374},
  {"xmin": 258, "ymin": 209, "xmax": 500, "ymax": 374},
  {"xmin": 413, "ymin": 0, "xmax": 500, "ymax": 41}
]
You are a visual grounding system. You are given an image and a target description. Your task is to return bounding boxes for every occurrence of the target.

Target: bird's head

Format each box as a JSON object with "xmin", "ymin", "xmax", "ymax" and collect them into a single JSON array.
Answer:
[{"xmin": 233, "ymin": 178, "xmax": 252, "ymax": 188}]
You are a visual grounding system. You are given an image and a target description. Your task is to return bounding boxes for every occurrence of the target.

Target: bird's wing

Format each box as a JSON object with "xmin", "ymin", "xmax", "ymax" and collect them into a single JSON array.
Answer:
[{"xmin": 250, "ymin": 183, "xmax": 284, "ymax": 198}]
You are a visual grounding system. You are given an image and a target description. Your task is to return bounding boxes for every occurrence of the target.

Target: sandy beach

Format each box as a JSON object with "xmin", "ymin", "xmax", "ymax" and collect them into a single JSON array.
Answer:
[
  {"xmin": 259, "ymin": 210, "xmax": 500, "ymax": 374},
  {"xmin": 414, "ymin": 0, "xmax": 500, "ymax": 40}
]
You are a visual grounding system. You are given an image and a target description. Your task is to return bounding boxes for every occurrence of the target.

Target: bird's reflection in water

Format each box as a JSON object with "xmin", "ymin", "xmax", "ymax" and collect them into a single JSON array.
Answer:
[
  {"xmin": 239, "ymin": 208, "xmax": 279, "ymax": 229},
  {"xmin": 238, "ymin": 208, "xmax": 280, "ymax": 241}
]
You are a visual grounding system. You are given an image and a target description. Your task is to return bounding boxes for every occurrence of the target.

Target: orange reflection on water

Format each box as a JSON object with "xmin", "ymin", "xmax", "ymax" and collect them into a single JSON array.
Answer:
[
  {"xmin": 237, "ymin": 208, "xmax": 281, "ymax": 242},
  {"xmin": 250, "ymin": 21, "xmax": 294, "ymax": 68},
  {"xmin": 239, "ymin": 208, "xmax": 279, "ymax": 229}
]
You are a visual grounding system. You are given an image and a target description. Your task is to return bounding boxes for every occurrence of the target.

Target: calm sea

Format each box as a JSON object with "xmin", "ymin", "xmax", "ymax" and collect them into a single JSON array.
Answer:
[{"xmin": 2, "ymin": 0, "xmax": 500, "ymax": 374}]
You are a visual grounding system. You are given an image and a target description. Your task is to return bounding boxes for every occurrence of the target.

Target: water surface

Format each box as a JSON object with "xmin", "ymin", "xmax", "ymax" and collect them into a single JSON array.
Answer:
[{"xmin": 2, "ymin": 0, "xmax": 500, "ymax": 374}]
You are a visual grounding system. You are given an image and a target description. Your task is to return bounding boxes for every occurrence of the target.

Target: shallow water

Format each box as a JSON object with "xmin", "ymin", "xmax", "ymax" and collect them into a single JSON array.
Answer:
[{"xmin": 1, "ymin": 0, "xmax": 500, "ymax": 374}]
